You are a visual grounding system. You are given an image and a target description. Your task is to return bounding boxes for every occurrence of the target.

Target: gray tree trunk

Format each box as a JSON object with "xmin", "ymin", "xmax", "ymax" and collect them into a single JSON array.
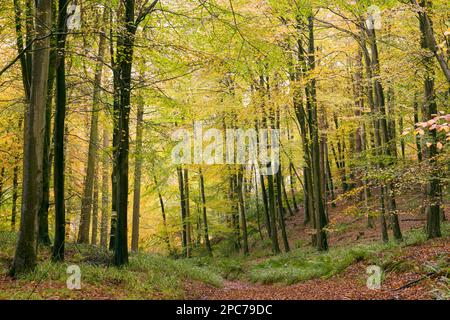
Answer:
[{"xmin": 10, "ymin": 0, "xmax": 51, "ymax": 276}]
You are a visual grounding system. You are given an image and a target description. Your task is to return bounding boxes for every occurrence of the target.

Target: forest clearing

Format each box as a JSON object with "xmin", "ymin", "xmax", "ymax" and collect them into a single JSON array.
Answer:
[{"xmin": 0, "ymin": 0, "xmax": 449, "ymax": 303}]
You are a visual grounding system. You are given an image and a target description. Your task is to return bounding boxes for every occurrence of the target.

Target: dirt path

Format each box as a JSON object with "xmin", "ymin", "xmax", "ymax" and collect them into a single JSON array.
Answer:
[{"xmin": 186, "ymin": 238, "xmax": 448, "ymax": 300}]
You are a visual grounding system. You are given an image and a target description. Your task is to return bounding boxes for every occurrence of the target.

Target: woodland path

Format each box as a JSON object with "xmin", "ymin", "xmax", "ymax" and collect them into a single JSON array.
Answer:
[{"xmin": 186, "ymin": 237, "xmax": 448, "ymax": 300}]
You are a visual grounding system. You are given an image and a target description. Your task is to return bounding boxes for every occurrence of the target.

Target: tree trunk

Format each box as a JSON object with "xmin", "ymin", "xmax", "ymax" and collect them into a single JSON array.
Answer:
[
  {"xmin": 237, "ymin": 169, "xmax": 249, "ymax": 255},
  {"xmin": 52, "ymin": 0, "xmax": 69, "ymax": 261},
  {"xmin": 183, "ymin": 168, "xmax": 192, "ymax": 257},
  {"xmin": 10, "ymin": 0, "xmax": 51, "ymax": 276},
  {"xmin": 417, "ymin": 0, "xmax": 442, "ymax": 238},
  {"xmin": 11, "ymin": 163, "xmax": 19, "ymax": 230},
  {"xmin": 78, "ymin": 9, "xmax": 107, "ymax": 244},
  {"xmin": 177, "ymin": 166, "xmax": 187, "ymax": 256},
  {"xmin": 131, "ymin": 101, "xmax": 144, "ymax": 252},
  {"xmin": 306, "ymin": 16, "xmax": 328, "ymax": 251},
  {"xmin": 199, "ymin": 168, "xmax": 212, "ymax": 255},
  {"xmin": 100, "ymin": 129, "xmax": 109, "ymax": 248},
  {"xmin": 91, "ymin": 169, "xmax": 99, "ymax": 245},
  {"xmin": 410, "ymin": 0, "xmax": 450, "ymax": 83},
  {"xmin": 38, "ymin": 22, "xmax": 56, "ymax": 246}
]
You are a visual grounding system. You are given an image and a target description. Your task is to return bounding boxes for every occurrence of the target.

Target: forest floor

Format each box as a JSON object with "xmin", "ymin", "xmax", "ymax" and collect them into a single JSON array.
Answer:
[
  {"xmin": 186, "ymin": 238, "xmax": 449, "ymax": 300},
  {"xmin": 0, "ymin": 195, "xmax": 449, "ymax": 300},
  {"xmin": 183, "ymin": 196, "xmax": 449, "ymax": 300}
]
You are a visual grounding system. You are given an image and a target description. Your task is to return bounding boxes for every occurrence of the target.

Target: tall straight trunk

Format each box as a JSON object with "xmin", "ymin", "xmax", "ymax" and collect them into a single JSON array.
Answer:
[
  {"xmin": 177, "ymin": 166, "xmax": 187, "ymax": 256},
  {"xmin": 276, "ymin": 168, "xmax": 290, "ymax": 252},
  {"xmin": 109, "ymin": 7, "xmax": 119, "ymax": 251},
  {"xmin": 112, "ymin": 0, "xmax": 159, "ymax": 267},
  {"xmin": 115, "ymin": 3, "xmax": 136, "ymax": 265},
  {"xmin": 255, "ymin": 121, "xmax": 271, "ymax": 237},
  {"xmin": 267, "ymin": 173, "xmax": 280, "ymax": 254},
  {"xmin": 52, "ymin": 0, "xmax": 68, "ymax": 261},
  {"xmin": 417, "ymin": 0, "xmax": 441, "ymax": 238},
  {"xmin": 398, "ymin": 115, "xmax": 405, "ymax": 160},
  {"xmin": 39, "ymin": 19, "xmax": 56, "ymax": 246},
  {"xmin": 12, "ymin": 0, "xmax": 30, "ymax": 232},
  {"xmin": 183, "ymin": 168, "xmax": 192, "ymax": 257},
  {"xmin": 91, "ymin": 170, "xmax": 99, "ymax": 245},
  {"xmin": 100, "ymin": 129, "xmax": 109, "ymax": 248},
  {"xmin": 10, "ymin": 0, "xmax": 51, "ymax": 276},
  {"xmin": 413, "ymin": 93, "xmax": 423, "ymax": 162},
  {"xmin": 199, "ymin": 169, "xmax": 212, "ymax": 255},
  {"xmin": 11, "ymin": 162, "xmax": 19, "ymax": 230},
  {"xmin": 237, "ymin": 169, "xmax": 249, "ymax": 255},
  {"xmin": 131, "ymin": 101, "xmax": 144, "ymax": 252},
  {"xmin": 78, "ymin": 10, "xmax": 107, "ymax": 244},
  {"xmin": 305, "ymin": 16, "xmax": 328, "ymax": 251}
]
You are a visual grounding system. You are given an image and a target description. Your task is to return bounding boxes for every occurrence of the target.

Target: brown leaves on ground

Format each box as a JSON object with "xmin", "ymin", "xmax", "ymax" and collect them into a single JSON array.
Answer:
[{"xmin": 186, "ymin": 238, "xmax": 449, "ymax": 300}]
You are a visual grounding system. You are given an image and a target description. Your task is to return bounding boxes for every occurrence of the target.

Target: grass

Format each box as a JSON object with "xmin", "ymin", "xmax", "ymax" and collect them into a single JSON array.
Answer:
[
  {"xmin": 247, "ymin": 222, "xmax": 450, "ymax": 285},
  {"xmin": 0, "ymin": 232, "xmax": 223, "ymax": 299}
]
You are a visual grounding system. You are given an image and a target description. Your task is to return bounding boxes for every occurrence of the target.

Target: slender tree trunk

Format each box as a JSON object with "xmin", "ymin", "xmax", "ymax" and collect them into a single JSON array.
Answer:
[
  {"xmin": 11, "ymin": 163, "xmax": 19, "ymax": 230},
  {"xmin": 39, "ymin": 20, "xmax": 56, "ymax": 245},
  {"xmin": 256, "ymin": 122, "xmax": 271, "ymax": 237},
  {"xmin": 183, "ymin": 168, "xmax": 192, "ymax": 258},
  {"xmin": 91, "ymin": 169, "xmax": 99, "ymax": 245},
  {"xmin": 52, "ymin": 0, "xmax": 69, "ymax": 261},
  {"xmin": 267, "ymin": 173, "xmax": 280, "ymax": 254},
  {"xmin": 199, "ymin": 168, "xmax": 212, "ymax": 255},
  {"xmin": 237, "ymin": 169, "xmax": 249, "ymax": 255},
  {"xmin": 276, "ymin": 167, "xmax": 290, "ymax": 252},
  {"xmin": 413, "ymin": 93, "xmax": 423, "ymax": 162},
  {"xmin": 131, "ymin": 101, "xmax": 144, "ymax": 252},
  {"xmin": 177, "ymin": 166, "xmax": 187, "ymax": 256},
  {"xmin": 100, "ymin": 129, "xmax": 109, "ymax": 248}
]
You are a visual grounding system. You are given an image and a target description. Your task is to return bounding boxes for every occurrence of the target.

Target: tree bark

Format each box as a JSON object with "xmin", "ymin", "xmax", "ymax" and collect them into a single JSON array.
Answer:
[
  {"xmin": 100, "ymin": 129, "xmax": 109, "ymax": 248},
  {"xmin": 417, "ymin": 0, "xmax": 442, "ymax": 238},
  {"xmin": 199, "ymin": 168, "xmax": 212, "ymax": 255},
  {"xmin": 52, "ymin": 0, "xmax": 69, "ymax": 261},
  {"xmin": 131, "ymin": 101, "xmax": 144, "ymax": 252},
  {"xmin": 10, "ymin": 0, "xmax": 51, "ymax": 276}
]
